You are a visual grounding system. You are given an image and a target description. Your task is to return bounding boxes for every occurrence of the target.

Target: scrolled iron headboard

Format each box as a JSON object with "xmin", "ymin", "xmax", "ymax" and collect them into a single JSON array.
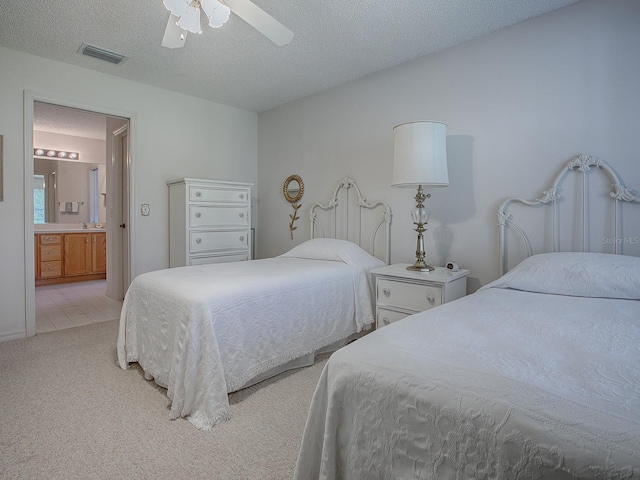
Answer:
[
  {"xmin": 310, "ymin": 177, "xmax": 392, "ymax": 264},
  {"xmin": 498, "ymin": 154, "xmax": 640, "ymax": 276}
]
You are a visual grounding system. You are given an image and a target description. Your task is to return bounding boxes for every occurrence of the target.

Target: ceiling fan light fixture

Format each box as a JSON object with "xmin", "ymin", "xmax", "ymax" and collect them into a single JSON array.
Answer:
[
  {"xmin": 163, "ymin": 0, "xmax": 189, "ymax": 17},
  {"xmin": 177, "ymin": 1, "xmax": 203, "ymax": 33},
  {"xmin": 202, "ymin": 0, "xmax": 231, "ymax": 28}
]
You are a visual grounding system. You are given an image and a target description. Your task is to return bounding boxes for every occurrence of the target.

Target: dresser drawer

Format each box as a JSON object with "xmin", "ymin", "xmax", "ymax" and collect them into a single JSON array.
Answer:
[
  {"xmin": 377, "ymin": 279, "xmax": 442, "ymax": 312},
  {"xmin": 39, "ymin": 234, "xmax": 62, "ymax": 245},
  {"xmin": 376, "ymin": 307, "xmax": 410, "ymax": 328},
  {"xmin": 40, "ymin": 261, "xmax": 62, "ymax": 278},
  {"xmin": 190, "ymin": 252, "xmax": 249, "ymax": 266},
  {"xmin": 190, "ymin": 205, "xmax": 249, "ymax": 228},
  {"xmin": 40, "ymin": 244, "xmax": 62, "ymax": 261},
  {"xmin": 189, "ymin": 186, "xmax": 249, "ymax": 204},
  {"xmin": 190, "ymin": 230, "xmax": 249, "ymax": 253}
]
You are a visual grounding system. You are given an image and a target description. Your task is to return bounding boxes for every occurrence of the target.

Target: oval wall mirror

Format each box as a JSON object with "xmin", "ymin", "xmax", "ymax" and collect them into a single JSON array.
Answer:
[
  {"xmin": 283, "ymin": 174, "xmax": 304, "ymax": 203},
  {"xmin": 283, "ymin": 175, "xmax": 304, "ymax": 239}
]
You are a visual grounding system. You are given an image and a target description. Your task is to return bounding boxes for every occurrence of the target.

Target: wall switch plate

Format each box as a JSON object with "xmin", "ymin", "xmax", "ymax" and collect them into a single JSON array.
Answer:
[{"xmin": 141, "ymin": 203, "xmax": 150, "ymax": 216}]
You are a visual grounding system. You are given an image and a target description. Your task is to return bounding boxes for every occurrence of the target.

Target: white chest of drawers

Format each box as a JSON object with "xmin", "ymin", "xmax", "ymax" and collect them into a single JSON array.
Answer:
[
  {"xmin": 168, "ymin": 178, "xmax": 253, "ymax": 267},
  {"xmin": 370, "ymin": 264, "xmax": 470, "ymax": 329}
]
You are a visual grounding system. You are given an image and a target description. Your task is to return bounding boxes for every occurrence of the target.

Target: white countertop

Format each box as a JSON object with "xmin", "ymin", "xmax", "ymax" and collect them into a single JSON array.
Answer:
[{"xmin": 35, "ymin": 224, "xmax": 106, "ymax": 234}]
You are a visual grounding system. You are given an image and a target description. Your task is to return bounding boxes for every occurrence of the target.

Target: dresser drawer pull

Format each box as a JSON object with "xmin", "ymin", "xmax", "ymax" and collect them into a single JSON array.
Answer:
[
  {"xmin": 382, "ymin": 288, "xmax": 391, "ymax": 297},
  {"xmin": 196, "ymin": 238, "xmax": 202, "ymax": 244},
  {"xmin": 239, "ymin": 236, "xmax": 245, "ymax": 242},
  {"xmin": 195, "ymin": 212, "xmax": 201, "ymax": 218},
  {"xmin": 239, "ymin": 213, "xmax": 244, "ymax": 218},
  {"xmin": 427, "ymin": 295, "xmax": 435, "ymax": 305},
  {"xmin": 382, "ymin": 317, "xmax": 390, "ymax": 325},
  {"xmin": 195, "ymin": 191, "xmax": 202, "ymax": 197},
  {"xmin": 239, "ymin": 193, "xmax": 244, "ymax": 200}
]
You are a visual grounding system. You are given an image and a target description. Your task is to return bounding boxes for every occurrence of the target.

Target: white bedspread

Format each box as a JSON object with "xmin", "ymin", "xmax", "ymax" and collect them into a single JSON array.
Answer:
[
  {"xmin": 117, "ymin": 252, "xmax": 378, "ymax": 430},
  {"xmin": 295, "ymin": 287, "xmax": 640, "ymax": 478}
]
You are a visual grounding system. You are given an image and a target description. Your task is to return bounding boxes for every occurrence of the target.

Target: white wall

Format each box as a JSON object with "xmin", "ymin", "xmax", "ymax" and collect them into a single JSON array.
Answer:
[
  {"xmin": 257, "ymin": 0, "xmax": 640, "ymax": 292},
  {"xmin": 0, "ymin": 46, "xmax": 257, "ymax": 341}
]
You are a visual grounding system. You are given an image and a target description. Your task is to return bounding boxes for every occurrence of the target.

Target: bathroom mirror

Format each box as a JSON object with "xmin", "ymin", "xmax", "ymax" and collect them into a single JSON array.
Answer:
[
  {"xmin": 34, "ymin": 157, "xmax": 106, "ymax": 224},
  {"xmin": 283, "ymin": 175, "xmax": 304, "ymax": 239}
]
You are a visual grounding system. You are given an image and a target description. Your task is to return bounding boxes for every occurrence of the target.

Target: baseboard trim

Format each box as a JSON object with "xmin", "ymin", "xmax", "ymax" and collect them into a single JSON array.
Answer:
[{"xmin": 0, "ymin": 329, "xmax": 27, "ymax": 343}]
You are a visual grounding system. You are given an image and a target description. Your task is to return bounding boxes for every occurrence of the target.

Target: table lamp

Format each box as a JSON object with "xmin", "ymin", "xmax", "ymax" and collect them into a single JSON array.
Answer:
[{"xmin": 392, "ymin": 121, "xmax": 449, "ymax": 271}]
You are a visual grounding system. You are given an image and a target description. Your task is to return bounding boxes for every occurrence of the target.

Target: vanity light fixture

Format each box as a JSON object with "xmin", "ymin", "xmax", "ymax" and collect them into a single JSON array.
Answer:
[
  {"xmin": 34, "ymin": 148, "xmax": 80, "ymax": 161},
  {"xmin": 392, "ymin": 121, "xmax": 449, "ymax": 272}
]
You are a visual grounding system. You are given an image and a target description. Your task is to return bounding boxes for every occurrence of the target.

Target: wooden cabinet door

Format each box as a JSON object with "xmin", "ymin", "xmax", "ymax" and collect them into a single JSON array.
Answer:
[
  {"xmin": 92, "ymin": 233, "xmax": 107, "ymax": 274},
  {"xmin": 64, "ymin": 233, "xmax": 92, "ymax": 276}
]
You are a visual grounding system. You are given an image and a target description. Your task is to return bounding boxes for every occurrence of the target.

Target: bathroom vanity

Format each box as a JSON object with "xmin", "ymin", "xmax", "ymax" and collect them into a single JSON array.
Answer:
[{"xmin": 35, "ymin": 226, "xmax": 106, "ymax": 285}]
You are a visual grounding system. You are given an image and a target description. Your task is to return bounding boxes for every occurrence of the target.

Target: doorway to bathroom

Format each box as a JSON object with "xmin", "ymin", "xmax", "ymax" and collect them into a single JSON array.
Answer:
[{"xmin": 24, "ymin": 92, "xmax": 135, "ymax": 337}]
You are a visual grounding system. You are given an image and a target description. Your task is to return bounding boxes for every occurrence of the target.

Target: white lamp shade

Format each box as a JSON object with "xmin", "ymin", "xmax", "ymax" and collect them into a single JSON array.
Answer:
[{"xmin": 392, "ymin": 121, "xmax": 449, "ymax": 187}]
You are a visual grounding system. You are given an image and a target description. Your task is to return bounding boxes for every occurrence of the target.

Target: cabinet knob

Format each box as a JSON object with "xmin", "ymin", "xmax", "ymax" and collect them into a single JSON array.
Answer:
[
  {"xmin": 239, "ymin": 194, "xmax": 244, "ymax": 199},
  {"xmin": 239, "ymin": 236, "xmax": 245, "ymax": 242},
  {"xmin": 427, "ymin": 295, "xmax": 435, "ymax": 304},
  {"xmin": 382, "ymin": 288, "xmax": 391, "ymax": 297},
  {"xmin": 195, "ymin": 191, "xmax": 202, "ymax": 197},
  {"xmin": 196, "ymin": 238, "xmax": 202, "ymax": 244},
  {"xmin": 382, "ymin": 317, "xmax": 390, "ymax": 325},
  {"xmin": 239, "ymin": 213, "xmax": 244, "ymax": 218},
  {"xmin": 195, "ymin": 212, "xmax": 201, "ymax": 218}
]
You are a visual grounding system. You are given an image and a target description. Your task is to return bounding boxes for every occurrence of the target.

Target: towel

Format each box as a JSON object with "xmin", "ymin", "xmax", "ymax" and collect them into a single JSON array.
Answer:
[{"xmin": 71, "ymin": 202, "xmax": 79, "ymax": 213}]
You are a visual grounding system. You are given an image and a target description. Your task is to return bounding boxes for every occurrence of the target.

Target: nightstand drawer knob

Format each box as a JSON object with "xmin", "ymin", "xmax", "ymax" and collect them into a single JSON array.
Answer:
[
  {"xmin": 382, "ymin": 288, "xmax": 391, "ymax": 297},
  {"xmin": 427, "ymin": 295, "xmax": 435, "ymax": 304},
  {"xmin": 382, "ymin": 317, "xmax": 390, "ymax": 325},
  {"xmin": 196, "ymin": 238, "xmax": 202, "ymax": 244},
  {"xmin": 195, "ymin": 212, "xmax": 201, "ymax": 218}
]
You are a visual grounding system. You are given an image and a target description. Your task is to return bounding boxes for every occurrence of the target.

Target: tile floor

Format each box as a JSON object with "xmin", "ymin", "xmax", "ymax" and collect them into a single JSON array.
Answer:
[{"xmin": 35, "ymin": 280, "xmax": 123, "ymax": 334}]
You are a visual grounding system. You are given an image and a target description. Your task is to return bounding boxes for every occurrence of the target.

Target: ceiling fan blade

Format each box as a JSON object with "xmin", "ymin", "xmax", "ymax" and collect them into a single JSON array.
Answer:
[
  {"xmin": 162, "ymin": 14, "xmax": 187, "ymax": 49},
  {"xmin": 224, "ymin": 0, "xmax": 294, "ymax": 46}
]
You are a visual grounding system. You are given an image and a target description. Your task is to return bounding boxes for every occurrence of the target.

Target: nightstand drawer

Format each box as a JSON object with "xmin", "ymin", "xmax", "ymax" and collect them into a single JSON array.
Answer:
[
  {"xmin": 377, "ymin": 279, "xmax": 442, "ymax": 312},
  {"xmin": 377, "ymin": 307, "xmax": 410, "ymax": 328}
]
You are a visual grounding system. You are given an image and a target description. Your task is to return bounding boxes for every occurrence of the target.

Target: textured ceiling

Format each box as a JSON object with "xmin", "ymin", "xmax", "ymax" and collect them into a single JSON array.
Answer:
[
  {"xmin": 0, "ymin": 0, "xmax": 581, "ymax": 113},
  {"xmin": 34, "ymin": 103, "xmax": 107, "ymax": 140}
]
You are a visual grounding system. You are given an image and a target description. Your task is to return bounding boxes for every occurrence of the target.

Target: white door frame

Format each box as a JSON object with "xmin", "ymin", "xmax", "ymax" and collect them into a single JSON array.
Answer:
[{"xmin": 23, "ymin": 90, "xmax": 138, "ymax": 337}]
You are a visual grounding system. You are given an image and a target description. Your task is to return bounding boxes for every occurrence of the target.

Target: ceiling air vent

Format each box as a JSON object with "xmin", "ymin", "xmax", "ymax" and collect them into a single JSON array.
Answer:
[{"xmin": 78, "ymin": 43, "xmax": 127, "ymax": 65}]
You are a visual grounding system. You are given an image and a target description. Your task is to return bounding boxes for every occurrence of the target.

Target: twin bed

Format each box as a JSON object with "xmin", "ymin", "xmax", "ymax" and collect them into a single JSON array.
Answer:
[
  {"xmin": 295, "ymin": 155, "xmax": 640, "ymax": 479},
  {"xmin": 117, "ymin": 178, "xmax": 392, "ymax": 429}
]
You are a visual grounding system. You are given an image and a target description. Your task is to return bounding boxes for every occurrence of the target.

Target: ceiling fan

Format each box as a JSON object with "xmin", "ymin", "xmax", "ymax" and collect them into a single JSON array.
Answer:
[{"xmin": 161, "ymin": 0, "xmax": 294, "ymax": 49}]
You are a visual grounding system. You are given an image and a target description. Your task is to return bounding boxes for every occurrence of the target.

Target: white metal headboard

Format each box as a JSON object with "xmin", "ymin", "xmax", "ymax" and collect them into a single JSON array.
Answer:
[
  {"xmin": 310, "ymin": 177, "xmax": 392, "ymax": 264},
  {"xmin": 498, "ymin": 154, "xmax": 640, "ymax": 275}
]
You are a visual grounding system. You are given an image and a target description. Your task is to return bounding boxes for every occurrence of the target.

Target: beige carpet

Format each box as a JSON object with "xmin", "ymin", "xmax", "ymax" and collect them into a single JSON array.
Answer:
[{"xmin": 0, "ymin": 320, "xmax": 328, "ymax": 479}]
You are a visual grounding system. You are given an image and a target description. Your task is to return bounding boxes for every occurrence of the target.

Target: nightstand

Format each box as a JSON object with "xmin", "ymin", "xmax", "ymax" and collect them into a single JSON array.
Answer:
[{"xmin": 370, "ymin": 264, "xmax": 470, "ymax": 329}]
